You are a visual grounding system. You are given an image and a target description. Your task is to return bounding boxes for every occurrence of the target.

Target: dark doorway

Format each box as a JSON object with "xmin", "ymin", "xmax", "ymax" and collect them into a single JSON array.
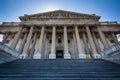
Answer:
[{"xmin": 56, "ymin": 50, "xmax": 63, "ymax": 58}]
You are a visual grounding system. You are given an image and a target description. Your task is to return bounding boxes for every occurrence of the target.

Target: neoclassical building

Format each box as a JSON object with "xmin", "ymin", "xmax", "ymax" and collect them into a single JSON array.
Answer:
[{"xmin": 0, "ymin": 10, "xmax": 120, "ymax": 59}]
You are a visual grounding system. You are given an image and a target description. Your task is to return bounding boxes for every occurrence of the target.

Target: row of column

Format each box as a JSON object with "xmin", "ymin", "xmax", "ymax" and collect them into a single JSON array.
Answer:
[
  {"xmin": 2, "ymin": 25, "xmax": 118, "ymax": 59},
  {"xmin": 46, "ymin": 25, "xmax": 111, "ymax": 59}
]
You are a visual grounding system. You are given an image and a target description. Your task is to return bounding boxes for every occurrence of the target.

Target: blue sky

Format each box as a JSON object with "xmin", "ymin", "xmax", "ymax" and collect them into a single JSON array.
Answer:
[
  {"xmin": 0, "ymin": 0, "xmax": 120, "ymax": 41},
  {"xmin": 0, "ymin": 0, "xmax": 120, "ymax": 24}
]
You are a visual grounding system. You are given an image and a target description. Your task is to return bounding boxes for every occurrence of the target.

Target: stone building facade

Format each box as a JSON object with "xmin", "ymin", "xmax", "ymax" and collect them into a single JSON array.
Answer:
[{"xmin": 0, "ymin": 10, "xmax": 120, "ymax": 59}]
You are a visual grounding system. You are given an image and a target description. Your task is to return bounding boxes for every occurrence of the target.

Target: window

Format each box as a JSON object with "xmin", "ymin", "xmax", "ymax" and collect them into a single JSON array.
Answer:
[
  {"xmin": 58, "ymin": 38, "xmax": 62, "ymax": 43},
  {"xmin": 110, "ymin": 40, "xmax": 114, "ymax": 43},
  {"xmin": 68, "ymin": 40, "xmax": 70, "ymax": 43},
  {"xmin": 6, "ymin": 40, "xmax": 10, "ymax": 44},
  {"xmin": 49, "ymin": 40, "xmax": 51, "ymax": 43}
]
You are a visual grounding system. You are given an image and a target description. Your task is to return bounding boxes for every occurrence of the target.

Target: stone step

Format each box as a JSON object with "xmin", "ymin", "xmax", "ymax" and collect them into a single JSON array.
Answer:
[
  {"xmin": 0, "ymin": 72, "xmax": 120, "ymax": 77},
  {"xmin": 0, "ymin": 59, "xmax": 120, "ymax": 80},
  {"xmin": 0, "ymin": 78, "xmax": 120, "ymax": 80}
]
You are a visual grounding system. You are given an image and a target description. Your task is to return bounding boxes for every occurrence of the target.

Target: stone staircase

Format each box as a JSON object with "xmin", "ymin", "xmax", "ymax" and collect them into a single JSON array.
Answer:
[{"xmin": 0, "ymin": 59, "xmax": 120, "ymax": 80}]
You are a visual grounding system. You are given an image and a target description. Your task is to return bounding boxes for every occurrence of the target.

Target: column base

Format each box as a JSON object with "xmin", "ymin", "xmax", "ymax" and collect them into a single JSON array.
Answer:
[
  {"xmin": 79, "ymin": 53, "xmax": 86, "ymax": 59},
  {"xmin": 93, "ymin": 53, "xmax": 101, "ymax": 59},
  {"xmin": 64, "ymin": 53, "xmax": 71, "ymax": 59},
  {"xmin": 49, "ymin": 53, "xmax": 56, "ymax": 59},
  {"xmin": 19, "ymin": 53, "xmax": 27, "ymax": 59},
  {"xmin": 33, "ymin": 52, "xmax": 41, "ymax": 59}
]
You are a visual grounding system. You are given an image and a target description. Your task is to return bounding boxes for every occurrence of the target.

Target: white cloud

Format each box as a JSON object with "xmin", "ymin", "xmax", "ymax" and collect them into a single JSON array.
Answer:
[{"xmin": 40, "ymin": 2, "xmax": 60, "ymax": 12}]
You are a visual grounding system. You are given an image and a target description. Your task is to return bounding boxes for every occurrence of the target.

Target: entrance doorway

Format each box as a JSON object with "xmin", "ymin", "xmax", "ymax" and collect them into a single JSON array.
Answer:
[{"xmin": 56, "ymin": 50, "xmax": 63, "ymax": 58}]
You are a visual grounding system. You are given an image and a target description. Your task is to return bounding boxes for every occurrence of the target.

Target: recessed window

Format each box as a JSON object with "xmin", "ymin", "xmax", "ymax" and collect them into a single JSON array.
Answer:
[
  {"xmin": 110, "ymin": 40, "xmax": 114, "ymax": 43},
  {"xmin": 68, "ymin": 40, "xmax": 70, "ymax": 43},
  {"xmin": 58, "ymin": 38, "xmax": 62, "ymax": 43},
  {"xmin": 49, "ymin": 40, "xmax": 51, "ymax": 43},
  {"xmin": 6, "ymin": 40, "xmax": 10, "ymax": 44}
]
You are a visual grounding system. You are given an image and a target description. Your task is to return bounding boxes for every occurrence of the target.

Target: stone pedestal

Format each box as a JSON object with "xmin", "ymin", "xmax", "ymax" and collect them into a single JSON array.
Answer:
[
  {"xmin": 64, "ymin": 53, "xmax": 71, "ymax": 59},
  {"xmin": 33, "ymin": 52, "xmax": 41, "ymax": 59},
  {"xmin": 92, "ymin": 53, "xmax": 101, "ymax": 59},
  {"xmin": 49, "ymin": 53, "xmax": 56, "ymax": 59},
  {"xmin": 79, "ymin": 53, "xmax": 86, "ymax": 59}
]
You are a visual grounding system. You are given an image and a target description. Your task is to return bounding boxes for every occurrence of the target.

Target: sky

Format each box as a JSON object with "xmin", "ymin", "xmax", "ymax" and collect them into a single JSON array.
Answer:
[
  {"xmin": 0, "ymin": 0, "xmax": 120, "ymax": 41},
  {"xmin": 0, "ymin": 0, "xmax": 120, "ymax": 24}
]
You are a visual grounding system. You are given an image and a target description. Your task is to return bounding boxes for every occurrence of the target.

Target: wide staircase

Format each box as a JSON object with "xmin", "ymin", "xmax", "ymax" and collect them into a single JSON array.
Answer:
[{"xmin": 0, "ymin": 59, "xmax": 120, "ymax": 80}]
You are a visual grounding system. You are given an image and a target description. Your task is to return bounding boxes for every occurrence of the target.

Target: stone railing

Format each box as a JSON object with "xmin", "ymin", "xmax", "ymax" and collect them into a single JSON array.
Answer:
[
  {"xmin": 101, "ymin": 42, "xmax": 120, "ymax": 64},
  {"xmin": 0, "ymin": 42, "xmax": 19, "ymax": 64},
  {"xmin": 100, "ymin": 21, "xmax": 117, "ymax": 25},
  {"xmin": 2, "ymin": 22, "xmax": 20, "ymax": 25}
]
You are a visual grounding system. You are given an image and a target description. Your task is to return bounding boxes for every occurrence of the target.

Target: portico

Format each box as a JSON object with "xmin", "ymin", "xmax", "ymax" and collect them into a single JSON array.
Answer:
[{"xmin": 0, "ymin": 10, "xmax": 119, "ymax": 59}]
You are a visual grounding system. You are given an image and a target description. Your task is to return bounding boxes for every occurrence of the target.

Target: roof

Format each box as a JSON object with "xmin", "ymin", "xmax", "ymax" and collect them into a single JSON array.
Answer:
[{"xmin": 19, "ymin": 10, "xmax": 101, "ymax": 21}]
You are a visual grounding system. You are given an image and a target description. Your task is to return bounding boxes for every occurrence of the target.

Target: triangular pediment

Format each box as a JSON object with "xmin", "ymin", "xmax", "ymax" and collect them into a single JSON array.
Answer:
[{"xmin": 19, "ymin": 10, "xmax": 100, "ymax": 21}]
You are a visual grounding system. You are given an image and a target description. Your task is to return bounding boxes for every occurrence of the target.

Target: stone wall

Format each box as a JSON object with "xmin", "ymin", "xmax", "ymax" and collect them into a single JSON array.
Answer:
[
  {"xmin": 101, "ymin": 42, "xmax": 120, "ymax": 64},
  {"xmin": 0, "ymin": 42, "xmax": 19, "ymax": 64}
]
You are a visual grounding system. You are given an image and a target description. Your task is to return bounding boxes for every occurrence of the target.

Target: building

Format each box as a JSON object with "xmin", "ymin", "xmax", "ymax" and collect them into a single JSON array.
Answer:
[{"xmin": 0, "ymin": 10, "xmax": 120, "ymax": 59}]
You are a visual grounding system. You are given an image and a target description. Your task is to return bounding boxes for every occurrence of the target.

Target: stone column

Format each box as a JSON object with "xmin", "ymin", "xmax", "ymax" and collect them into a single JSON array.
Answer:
[
  {"xmin": 75, "ymin": 26, "xmax": 86, "ymax": 58},
  {"xmin": 49, "ymin": 26, "xmax": 56, "ymax": 59},
  {"xmin": 18, "ymin": 33, "xmax": 27, "ymax": 54},
  {"xmin": 34, "ymin": 26, "xmax": 45, "ymax": 59},
  {"xmin": 97, "ymin": 26, "xmax": 109, "ymax": 49},
  {"xmin": 86, "ymin": 26, "xmax": 101, "ymax": 58},
  {"xmin": 2, "ymin": 32, "xmax": 10, "ymax": 44},
  {"xmin": 28, "ymin": 33, "xmax": 37, "ymax": 59},
  {"xmin": 64, "ymin": 26, "xmax": 71, "ymax": 59},
  {"xmin": 92, "ymin": 32, "xmax": 101, "ymax": 53},
  {"xmin": 20, "ymin": 26, "xmax": 34, "ymax": 58},
  {"xmin": 82, "ymin": 32, "xmax": 91, "ymax": 59},
  {"xmin": 112, "ymin": 32, "xmax": 118, "ymax": 43},
  {"xmin": 10, "ymin": 27, "xmax": 23, "ymax": 49}
]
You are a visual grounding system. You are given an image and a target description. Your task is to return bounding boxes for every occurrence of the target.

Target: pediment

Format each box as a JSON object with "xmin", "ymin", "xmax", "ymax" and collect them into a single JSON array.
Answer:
[{"xmin": 19, "ymin": 10, "xmax": 100, "ymax": 21}]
